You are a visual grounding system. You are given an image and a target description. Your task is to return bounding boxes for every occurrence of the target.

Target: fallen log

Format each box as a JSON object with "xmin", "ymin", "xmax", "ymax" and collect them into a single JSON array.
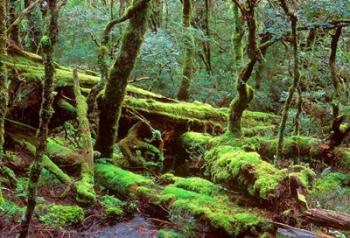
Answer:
[
  {"xmin": 5, "ymin": 49, "xmax": 280, "ymax": 135},
  {"xmin": 95, "ymin": 163, "xmax": 275, "ymax": 237},
  {"xmin": 72, "ymin": 69, "xmax": 96, "ymax": 204},
  {"xmin": 302, "ymin": 208, "xmax": 350, "ymax": 231}
]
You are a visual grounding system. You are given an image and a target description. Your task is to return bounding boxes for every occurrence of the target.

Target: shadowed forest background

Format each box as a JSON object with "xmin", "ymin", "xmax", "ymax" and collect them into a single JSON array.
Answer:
[{"xmin": 0, "ymin": 0, "xmax": 350, "ymax": 237}]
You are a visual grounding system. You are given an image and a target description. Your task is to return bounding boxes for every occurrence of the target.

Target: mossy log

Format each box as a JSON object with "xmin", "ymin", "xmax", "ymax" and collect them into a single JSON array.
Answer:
[
  {"xmin": 182, "ymin": 132, "xmax": 350, "ymax": 171},
  {"xmin": 181, "ymin": 132, "xmax": 315, "ymax": 211},
  {"xmin": 72, "ymin": 69, "xmax": 96, "ymax": 204},
  {"xmin": 95, "ymin": 163, "xmax": 275, "ymax": 237},
  {"xmin": 4, "ymin": 50, "xmax": 280, "ymax": 136}
]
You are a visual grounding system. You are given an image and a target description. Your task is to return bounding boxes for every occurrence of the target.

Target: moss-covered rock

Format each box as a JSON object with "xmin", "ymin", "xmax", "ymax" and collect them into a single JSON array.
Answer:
[{"xmin": 38, "ymin": 204, "xmax": 84, "ymax": 227}]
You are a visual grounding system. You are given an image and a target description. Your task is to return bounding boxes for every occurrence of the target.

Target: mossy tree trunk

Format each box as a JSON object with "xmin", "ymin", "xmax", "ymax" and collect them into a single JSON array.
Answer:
[
  {"xmin": 232, "ymin": 3, "xmax": 244, "ymax": 72},
  {"xmin": 0, "ymin": 0, "xmax": 8, "ymax": 207},
  {"xmin": 73, "ymin": 69, "xmax": 96, "ymax": 204},
  {"xmin": 95, "ymin": 0, "xmax": 151, "ymax": 158},
  {"xmin": 329, "ymin": 26, "xmax": 342, "ymax": 121},
  {"xmin": 177, "ymin": 0, "xmax": 195, "ymax": 101},
  {"xmin": 276, "ymin": 0, "xmax": 300, "ymax": 162},
  {"xmin": 19, "ymin": 0, "xmax": 59, "ymax": 237},
  {"xmin": 228, "ymin": 0, "xmax": 259, "ymax": 136}
]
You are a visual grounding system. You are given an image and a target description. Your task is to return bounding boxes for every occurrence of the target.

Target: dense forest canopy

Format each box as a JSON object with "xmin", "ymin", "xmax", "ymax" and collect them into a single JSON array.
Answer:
[{"xmin": 0, "ymin": 0, "xmax": 350, "ymax": 237}]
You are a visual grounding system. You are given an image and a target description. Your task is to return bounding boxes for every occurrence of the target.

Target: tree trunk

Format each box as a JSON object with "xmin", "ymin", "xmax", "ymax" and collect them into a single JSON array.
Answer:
[
  {"xmin": 177, "ymin": 0, "xmax": 195, "ymax": 101},
  {"xmin": 19, "ymin": 0, "xmax": 59, "ymax": 236},
  {"xmin": 73, "ymin": 69, "xmax": 96, "ymax": 204},
  {"xmin": 95, "ymin": 0, "xmax": 151, "ymax": 158},
  {"xmin": 228, "ymin": 1, "xmax": 258, "ymax": 136},
  {"xmin": 0, "ymin": 0, "xmax": 8, "ymax": 207},
  {"xmin": 329, "ymin": 27, "xmax": 342, "ymax": 122},
  {"xmin": 232, "ymin": 3, "xmax": 243, "ymax": 71},
  {"xmin": 276, "ymin": 1, "xmax": 300, "ymax": 162}
]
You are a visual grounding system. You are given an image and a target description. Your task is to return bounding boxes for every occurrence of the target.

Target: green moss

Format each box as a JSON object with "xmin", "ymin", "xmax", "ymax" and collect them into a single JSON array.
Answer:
[
  {"xmin": 40, "ymin": 35, "xmax": 51, "ymax": 46},
  {"xmin": 289, "ymin": 165, "xmax": 315, "ymax": 187},
  {"xmin": 38, "ymin": 168, "xmax": 62, "ymax": 188},
  {"xmin": 75, "ymin": 171, "xmax": 96, "ymax": 204},
  {"xmin": 181, "ymin": 132, "xmax": 212, "ymax": 149},
  {"xmin": 39, "ymin": 204, "xmax": 84, "ymax": 227},
  {"xmin": 310, "ymin": 172, "xmax": 350, "ymax": 212},
  {"xmin": 335, "ymin": 148, "xmax": 350, "ymax": 170},
  {"xmin": 0, "ymin": 200, "xmax": 25, "ymax": 221},
  {"xmin": 95, "ymin": 163, "xmax": 151, "ymax": 195},
  {"xmin": 103, "ymin": 206, "xmax": 124, "ymax": 220},
  {"xmin": 312, "ymin": 172, "xmax": 349, "ymax": 195},
  {"xmin": 158, "ymin": 229, "xmax": 181, "ymax": 238},
  {"xmin": 159, "ymin": 173, "xmax": 178, "ymax": 185},
  {"xmin": 173, "ymin": 177, "xmax": 221, "ymax": 195},
  {"xmin": 205, "ymin": 146, "xmax": 287, "ymax": 199},
  {"xmin": 161, "ymin": 185, "xmax": 270, "ymax": 236}
]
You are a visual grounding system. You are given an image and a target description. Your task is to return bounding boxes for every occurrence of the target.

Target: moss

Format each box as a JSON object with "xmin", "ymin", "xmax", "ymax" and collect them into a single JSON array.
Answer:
[
  {"xmin": 206, "ymin": 146, "xmax": 287, "ymax": 199},
  {"xmin": 75, "ymin": 171, "xmax": 96, "ymax": 204},
  {"xmin": 181, "ymin": 132, "xmax": 212, "ymax": 148},
  {"xmin": 39, "ymin": 204, "xmax": 84, "ymax": 227},
  {"xmin": 0, "ymin": 200, "xmax": 25, "ymax": 221},
  {"xmin": 289, "ymin": 165, "xmax": 315, "ymax": 187},
  {"xmin": 173, "ymin": 177, "xmax": 221, "ymax": 196},
  {"xmin": 40, "ymin": 35, "xmax": 51, "ymax": 47},
  {"xmin": 38, "ymin": 168, "xmax": 62, "ymax": 188},
  {"xmin": 310, "ymin": 172, "xmax": 350, "ymax": 212},
  {"xmin": 95, "ymin": 163, "xmax": 151, "ymax": 195},
  {"xmin": 159, "ymin": 173, "xmax": 178, "ymax": 185},
  {"xmin": 312, "ymin": 172, "xmax": 349, "ymax": 195},
  {"xmin": 161, "ymin": 185, "xmax": 271, "ymax": 236},
  {"xmin": 334, "ymin": 147, "xmax": 350, "ymax": 170},
  {"xmin": 103, "ymin": 206, "xmax": 124, "ymax": 220},
  {"xmin": 158, "ymin": 229, "xmax": 181, "ymax": 238}
]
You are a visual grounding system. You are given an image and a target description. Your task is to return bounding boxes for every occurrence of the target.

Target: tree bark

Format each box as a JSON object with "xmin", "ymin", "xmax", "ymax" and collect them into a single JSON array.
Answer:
[
  {"xmin": 95, "ymin": 0, "xmax": 151, "ymax": 158},
  {"xmin": 0, "ymin": 0, "xmax": 8, "ymax": 207},
  {"xmin": 19, "ymin": 0, "xmax": 59, "ymax": 236}
]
